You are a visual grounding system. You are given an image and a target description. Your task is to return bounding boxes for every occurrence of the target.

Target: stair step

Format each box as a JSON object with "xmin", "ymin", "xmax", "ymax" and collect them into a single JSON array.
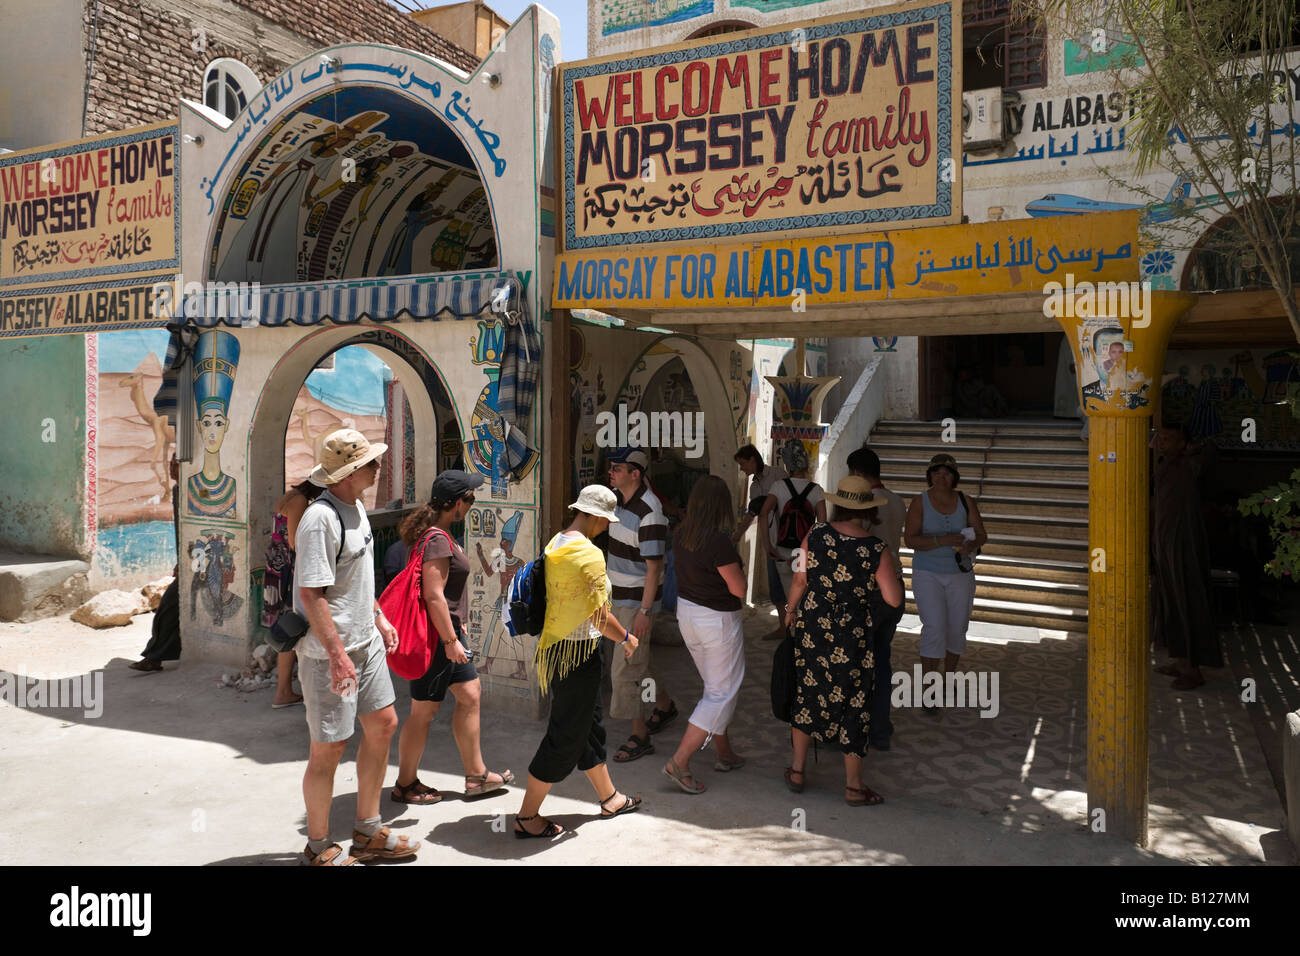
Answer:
[
  {"xmin": 902, "ymin": 601, "xmax": 1088, "ymax": 632},
  {"xmin": 880, "ymin": 456, "xmax": 1088, "ymax": 475},
  {"xmin": 871, "ymin": 420, "xmax": 1085, "ymax": 439},
  {"xmin": 899, "ymin": 551, "xmax": 1089, "ymax": 585},
  {"xmin": 900, "ymin": 569, "xmax": 1090, "ymax": 609},
  {"xmin": 977, "ymin": 512, "xmax": 1089, "ymax": 539},
  {"xmin": 914, "ymin": 495, "xmax": 1087, "ymax": 518},
  {"xmin": 871, "ymin": 445, "xmax": 1088, "ymax": 465},
  {"xmin": 884, "ymin": 474, "xmax": 1090, "ymax": 496}
]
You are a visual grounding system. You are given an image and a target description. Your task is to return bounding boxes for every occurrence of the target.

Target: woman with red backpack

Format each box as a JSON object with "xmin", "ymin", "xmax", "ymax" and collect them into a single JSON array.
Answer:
[{"xmin": 389, "ymin": 470, "xmax": 513, "ymax": 805}]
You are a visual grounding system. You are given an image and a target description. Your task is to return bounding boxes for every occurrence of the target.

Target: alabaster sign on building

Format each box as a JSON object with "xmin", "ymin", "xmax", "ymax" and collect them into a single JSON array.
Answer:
[{"xmin": 559, "ymin": 0, "xmax": 960, "ymax": 250}]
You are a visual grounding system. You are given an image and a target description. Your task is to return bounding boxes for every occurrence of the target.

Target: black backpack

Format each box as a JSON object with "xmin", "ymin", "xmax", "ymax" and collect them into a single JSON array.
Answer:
[{"xmin": 776, "ymin": 479, "xmax": 816, "ymax": 549}]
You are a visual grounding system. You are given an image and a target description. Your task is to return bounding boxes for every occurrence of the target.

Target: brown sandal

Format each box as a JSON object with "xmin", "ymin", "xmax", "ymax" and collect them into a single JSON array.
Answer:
[
  {"xmin": 846, "ymin": 785, "xmax": 884, "ymax": 806},
  {"xmin": 784, "ymin": 767, "xmax": 806, "ymax": 793},
  {"xmin": 390, "ymin": 779, "xmax": 442, "ymax": 805},
  {"xmin": 300, "ymin": 842, "xmax": 358, "ymax": 866},
  {"xmin": 464, "ymin": 769, "xmax": 514, "ymax": 798},
  {"xmin": 351, "ymin": 826, "xmax": 420, "ymax": 861}
]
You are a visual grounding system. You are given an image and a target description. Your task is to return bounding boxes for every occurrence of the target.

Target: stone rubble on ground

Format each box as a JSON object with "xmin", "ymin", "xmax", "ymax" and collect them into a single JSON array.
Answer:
[
  {"xmin": 219, "ymin": 663, "xmax": 279, "ymax": 693},
  {"xmin": 71, "ymin": 588, "xmax": 151, "ymax": 628},
  {"xmin": 251, "ymin": 643, "xmax": 276, "ymax": 673},
  {"xmin": 139, "ymin": 576, "xmax": 174, "ymax": 611}
]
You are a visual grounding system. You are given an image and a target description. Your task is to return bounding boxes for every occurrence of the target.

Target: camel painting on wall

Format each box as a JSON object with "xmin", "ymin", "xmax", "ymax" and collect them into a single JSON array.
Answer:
[{"xmin": 95, "ymin": 330, "xmax": 179, "ymax": 582}]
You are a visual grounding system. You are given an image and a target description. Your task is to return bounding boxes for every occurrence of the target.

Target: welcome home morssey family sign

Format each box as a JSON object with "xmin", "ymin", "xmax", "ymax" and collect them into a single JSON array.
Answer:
[
  {"xmin": 558, "ymin": 0, "xmax": 959, "ymax": 250},
  {"xmin": 0, "ymin": 122, "xmax": 178, "ymax": 286}
]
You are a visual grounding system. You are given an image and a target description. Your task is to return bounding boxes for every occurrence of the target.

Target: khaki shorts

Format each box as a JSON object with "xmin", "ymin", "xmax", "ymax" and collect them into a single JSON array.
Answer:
[
  {"xmin": 299, "ymin": 635, "xmax": 395, "ymax": 743},
  {"xmin": 609, "ymin": 604, "xmax": 660, "ymax": 720}
]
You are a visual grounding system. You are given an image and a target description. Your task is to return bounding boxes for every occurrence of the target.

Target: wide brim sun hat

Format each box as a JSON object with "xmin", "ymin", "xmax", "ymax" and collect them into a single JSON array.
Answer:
[
  {"xmin": 308, "ymin": 428, "xmax": 388, "ymax": 486},
  {"xmin": 824, "ymin": 475, "xmax": 884, "ymax": 509},
  {"xmin": 569, "ymin": 485, "xmax": 620, "ymax": 522}
]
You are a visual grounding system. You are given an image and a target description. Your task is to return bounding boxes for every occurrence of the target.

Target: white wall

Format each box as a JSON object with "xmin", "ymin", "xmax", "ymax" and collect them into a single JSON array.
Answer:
[{"xmin": 0, "ymin": 0, "xmax": 86, "ymax": 149}]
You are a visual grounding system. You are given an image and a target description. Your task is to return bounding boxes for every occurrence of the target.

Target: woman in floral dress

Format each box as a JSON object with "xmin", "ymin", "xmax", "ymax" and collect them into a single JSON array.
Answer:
[{"xmin": 781, "ymin": 476, "xmax": 904, "ymax": 806}]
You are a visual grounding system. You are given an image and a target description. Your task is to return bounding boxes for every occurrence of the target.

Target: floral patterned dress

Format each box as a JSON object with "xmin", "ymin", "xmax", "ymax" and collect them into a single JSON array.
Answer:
[{"xmin": 791, "ymin": 523, "xmax": 885, "ymax": 756}]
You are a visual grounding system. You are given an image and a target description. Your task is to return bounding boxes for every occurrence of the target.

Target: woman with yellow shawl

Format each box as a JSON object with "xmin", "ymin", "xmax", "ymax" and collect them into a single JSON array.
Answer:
[{"xmin": 515, "ymin": 486, "xmax": 645, "ymax": 838}]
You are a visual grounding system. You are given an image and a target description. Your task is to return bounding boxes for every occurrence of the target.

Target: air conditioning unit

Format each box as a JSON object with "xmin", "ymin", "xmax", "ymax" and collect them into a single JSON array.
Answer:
[{"xmin": 962, "ymin": 88, "xmax": 1004, "ymax": 150}]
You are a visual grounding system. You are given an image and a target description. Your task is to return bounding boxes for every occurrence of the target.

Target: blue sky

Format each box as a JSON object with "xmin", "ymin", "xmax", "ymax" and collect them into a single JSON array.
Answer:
[{"xmin": 389, "ymin": 0, "xmax": 591, "ymax": 59}]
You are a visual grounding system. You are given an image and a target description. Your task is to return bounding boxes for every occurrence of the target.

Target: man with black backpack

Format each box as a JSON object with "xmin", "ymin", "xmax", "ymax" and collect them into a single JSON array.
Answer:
[{"xmin": 757, "ymin": 439, "xmax": 826, "ymax": 642}]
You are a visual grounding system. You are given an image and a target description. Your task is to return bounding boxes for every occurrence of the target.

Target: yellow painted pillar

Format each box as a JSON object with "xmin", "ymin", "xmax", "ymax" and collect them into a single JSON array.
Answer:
[{"xmin": 1054, "ymin": 290, "xmax": 1194, "ymax": 845}]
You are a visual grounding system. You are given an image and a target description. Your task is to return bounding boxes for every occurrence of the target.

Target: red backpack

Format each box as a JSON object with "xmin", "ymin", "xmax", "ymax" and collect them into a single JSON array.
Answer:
[{"xmin": 379, "ymin": 527, "xmax": 450, "ymax": 679}]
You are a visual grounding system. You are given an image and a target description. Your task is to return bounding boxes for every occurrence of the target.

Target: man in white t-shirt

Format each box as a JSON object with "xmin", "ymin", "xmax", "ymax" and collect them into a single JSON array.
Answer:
[
  {"xmin": 758, "ymin": 439, "xmax": 826, "ymax": 639},
  {"xmin": 294, "ymin": 428, "xmax": 419, "ymax": 866}
]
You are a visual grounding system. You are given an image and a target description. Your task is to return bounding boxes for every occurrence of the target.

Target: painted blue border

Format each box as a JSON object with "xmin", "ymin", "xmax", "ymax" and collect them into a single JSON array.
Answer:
[
  {"xmin": 563, "ymin": 5, "xmax": 953, "ymax": 249},
  {"xmin": 0, "ymin": 125, "xmax": 181, "ymax": 287},
  {"xmin": 0, "ymin": 271, "xmax": 169, "ymax": 338}
]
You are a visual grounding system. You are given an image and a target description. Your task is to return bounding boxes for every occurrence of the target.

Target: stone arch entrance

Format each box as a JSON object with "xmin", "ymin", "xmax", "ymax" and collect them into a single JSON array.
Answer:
[
  {"xmin": 610, "ymin": 335, "xmax": 738, "ymax": 506},
  {"xmin": 245, "ymin": 324, "xmax": 465, "ymax": 580}
]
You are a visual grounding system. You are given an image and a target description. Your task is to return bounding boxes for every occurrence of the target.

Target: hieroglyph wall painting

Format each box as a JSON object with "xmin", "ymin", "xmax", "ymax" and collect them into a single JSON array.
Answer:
[{"xmin": 465, "ymin": 505, "xmax": 532, "ymax": 689}]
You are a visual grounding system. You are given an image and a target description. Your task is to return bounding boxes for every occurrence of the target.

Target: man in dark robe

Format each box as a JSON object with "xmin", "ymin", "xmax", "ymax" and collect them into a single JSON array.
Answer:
[{"xmin": 1150, "ymin": 425, "xmax": 1223, "ymax": 688}]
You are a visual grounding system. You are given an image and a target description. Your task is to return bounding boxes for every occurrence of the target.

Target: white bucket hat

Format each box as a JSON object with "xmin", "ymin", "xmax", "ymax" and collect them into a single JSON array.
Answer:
[
  {"xmin": 568, "ymin": 485, "xmax": 620, "ymax": 522},
  {"xmin": 308, "ymin": 428, "xmax": 388, "ymax": 486}
]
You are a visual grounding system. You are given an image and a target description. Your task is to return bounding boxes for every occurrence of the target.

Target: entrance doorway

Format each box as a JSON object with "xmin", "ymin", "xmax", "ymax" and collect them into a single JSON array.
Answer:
[{"xmin": 919, "ymin": 331, "xmax": 1070, "ymax": 420}]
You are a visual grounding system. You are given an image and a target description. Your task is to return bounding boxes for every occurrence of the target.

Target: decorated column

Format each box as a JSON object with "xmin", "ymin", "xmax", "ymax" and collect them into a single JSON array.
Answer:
[
  {"xmin": 1054, "ymin": 290, "xmax": 1196, "ymax": 845},
  {"xmin": 765, "ymin": 341, "xmax": 840, "ymax": 472}
]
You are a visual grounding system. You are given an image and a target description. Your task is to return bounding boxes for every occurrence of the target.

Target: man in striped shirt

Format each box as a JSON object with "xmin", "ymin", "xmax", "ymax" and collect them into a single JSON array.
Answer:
[{"xmin": 606, "ymin": 447, "xmax": 677, "ymax": 762}]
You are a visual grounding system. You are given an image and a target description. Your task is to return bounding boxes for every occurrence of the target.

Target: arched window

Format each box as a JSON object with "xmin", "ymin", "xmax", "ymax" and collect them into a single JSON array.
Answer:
[
  {"xmin": 686, "ymin": 21, "xmax": 756, "ymax": 41},
  {"xmin": 203, "ymin": 58, "xmax": 261, "ymax": 121}
]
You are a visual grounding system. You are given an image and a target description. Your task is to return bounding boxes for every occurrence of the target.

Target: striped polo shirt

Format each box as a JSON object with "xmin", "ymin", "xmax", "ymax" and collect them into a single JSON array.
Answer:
[{"xmin": 607, "ymin": 483, "xmax": 668, "ymax": 607}]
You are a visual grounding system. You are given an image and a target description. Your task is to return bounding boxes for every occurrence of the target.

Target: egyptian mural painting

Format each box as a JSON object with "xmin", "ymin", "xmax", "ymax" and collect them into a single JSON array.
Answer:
[
  {"xmin": 1162, "ymin": 350, "xmax": 1300, "ymax": 450},
  {"xmin": 187, "ymin": 330, "xmax": 241, "ymax": 518},
  {"xmin": 289, "ymin": 346, "xmax": 393, "ymax": 509},
  {"xmin": 465, "ymin": 505, "xmax": 532, "ymax": 689},
  {"xmin": 600, "ymin": 0, "xmax": 716, "ymax": 36},
  {"xmin": 95, "ymin": 329, "xmax": 178, "ymax": 580},
  {"xmin": 468, "ymin": 317, "xmax": 538, "ymax": 500},
  {"xmin": 188, "ymin": 527, "xmax": 242, "ymax": 626},
  {"xmin": 209, "ymin": 86, "xmax": 497, "ymax": 285}
]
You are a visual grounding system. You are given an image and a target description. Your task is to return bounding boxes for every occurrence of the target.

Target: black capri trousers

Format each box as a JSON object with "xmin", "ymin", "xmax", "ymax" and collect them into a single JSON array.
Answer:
[{"xmin": 528, "ymin": 643, "xmax": 607, "ymax": 783}]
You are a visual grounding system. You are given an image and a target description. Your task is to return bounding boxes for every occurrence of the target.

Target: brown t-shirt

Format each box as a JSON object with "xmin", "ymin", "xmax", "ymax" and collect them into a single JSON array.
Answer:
[
  {"xmin": 674, "ymin": 531, "xmax": 742, "ymax": 612},
  {"xmin": 421, "ymin": 528, "xmax": 471, "ymax": 631}
]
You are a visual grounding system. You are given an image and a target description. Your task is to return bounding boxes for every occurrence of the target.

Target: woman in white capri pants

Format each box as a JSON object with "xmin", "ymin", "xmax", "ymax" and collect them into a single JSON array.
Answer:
[
  {"xmin": 903, "ymin": 454, "xmax": 988, "ymax": 710},
  {"xmin": 663, "ymin": 476, "xmax": 747, "ymax": 794}
]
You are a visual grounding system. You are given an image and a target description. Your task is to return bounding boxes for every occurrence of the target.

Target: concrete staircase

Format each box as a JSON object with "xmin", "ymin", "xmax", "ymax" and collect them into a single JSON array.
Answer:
[{"xmin": 870, "ymin": 419, "xmax": 1089, "ymax": 633}]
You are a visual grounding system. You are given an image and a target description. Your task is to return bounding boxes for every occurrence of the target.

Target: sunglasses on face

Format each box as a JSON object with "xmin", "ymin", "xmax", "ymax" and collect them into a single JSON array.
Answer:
[{"xmin": 462, "ymin": 494, "xmax": 476, "ymax": 504}]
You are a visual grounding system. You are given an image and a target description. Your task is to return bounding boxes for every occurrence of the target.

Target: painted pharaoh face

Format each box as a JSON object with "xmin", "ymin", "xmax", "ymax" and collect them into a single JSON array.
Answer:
[{"xmin": 199, "ymin": 410, "xmax": 229, "ymax": 454}]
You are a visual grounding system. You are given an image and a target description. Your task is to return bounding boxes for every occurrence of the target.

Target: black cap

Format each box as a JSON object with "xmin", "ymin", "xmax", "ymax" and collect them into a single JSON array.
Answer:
[{"xmin": 430, "ymin": 470, "xmax": 485, "ymax": 503}]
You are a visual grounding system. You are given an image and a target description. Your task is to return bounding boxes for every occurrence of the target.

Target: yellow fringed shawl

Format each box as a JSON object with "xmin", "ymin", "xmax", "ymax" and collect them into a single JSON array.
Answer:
[{"xmin": 534, "ymin": 532, "xmax": 610, "ymax": 694}]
